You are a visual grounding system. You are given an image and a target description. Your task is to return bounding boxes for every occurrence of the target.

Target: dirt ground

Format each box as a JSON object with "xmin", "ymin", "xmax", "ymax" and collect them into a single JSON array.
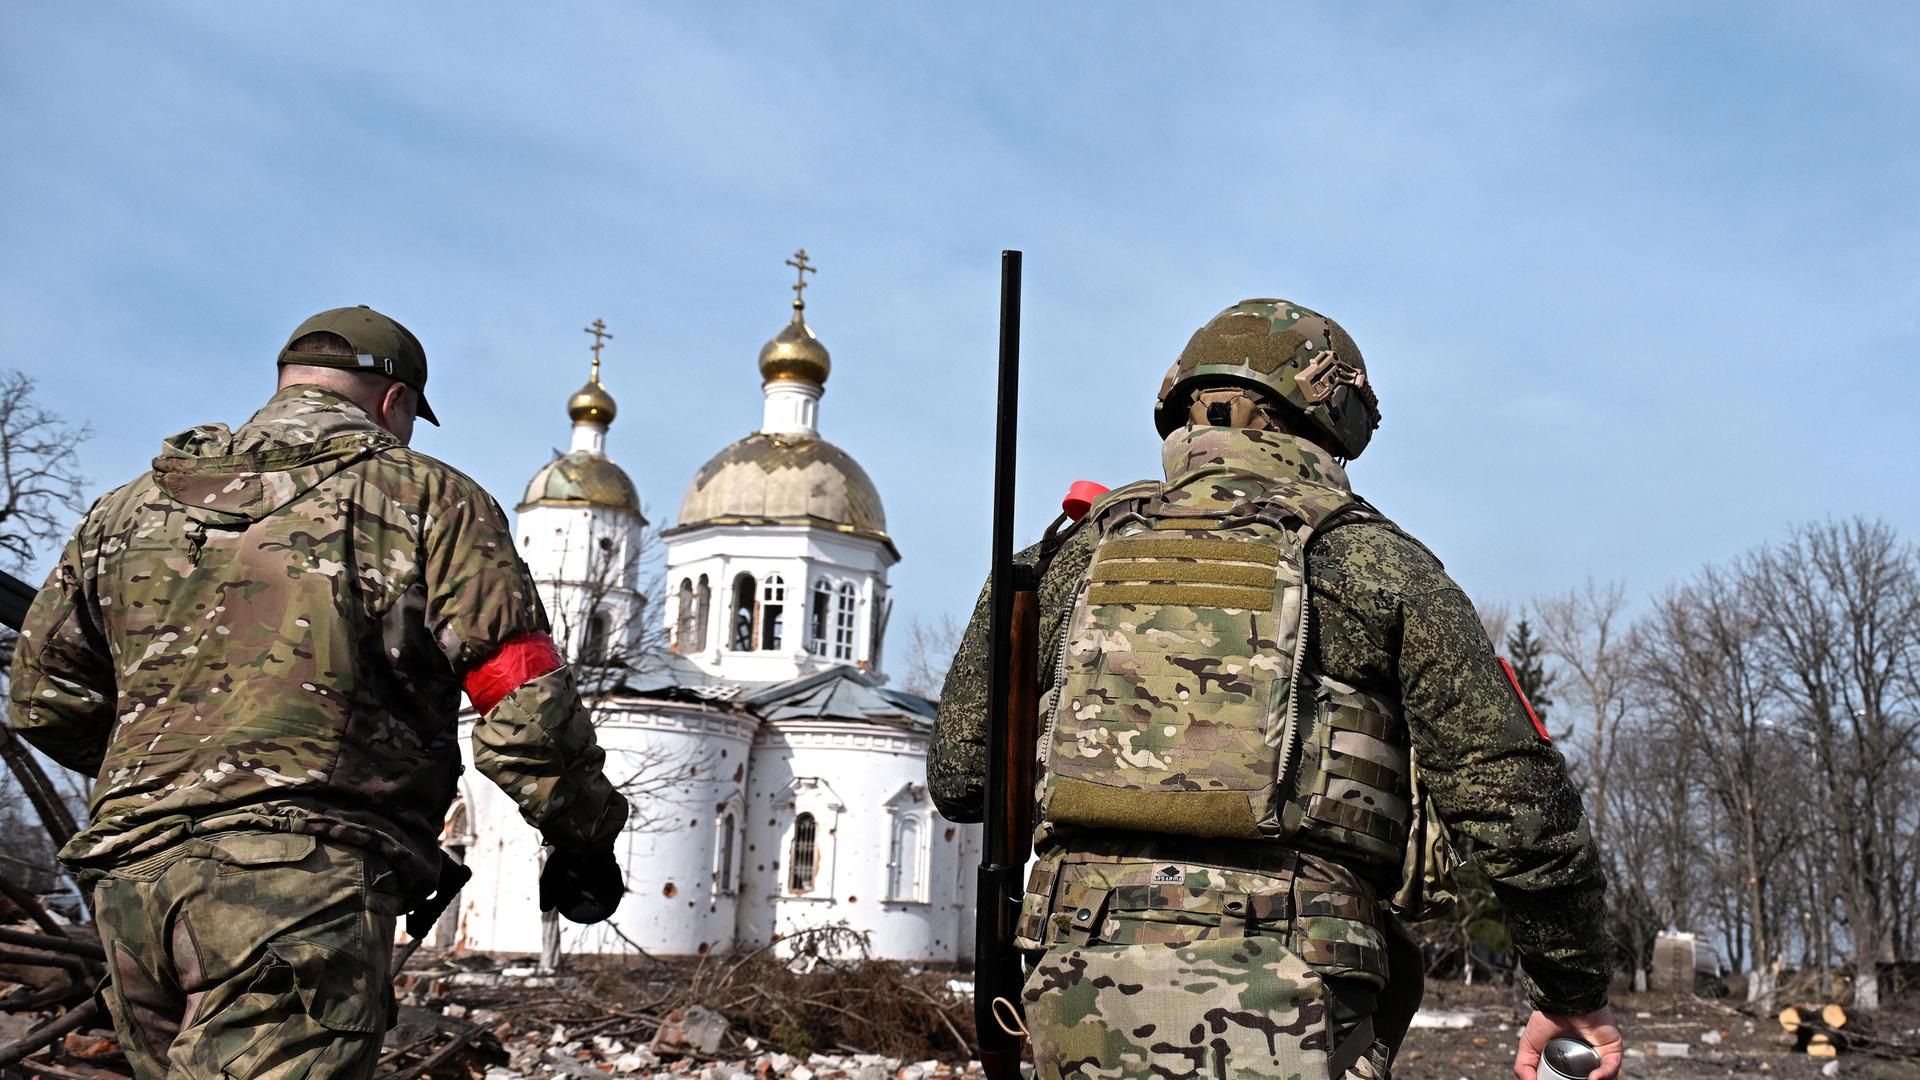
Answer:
[{"xmin": 1393, "ymin": 982, "xmax": 1920, "ymax": 1080}]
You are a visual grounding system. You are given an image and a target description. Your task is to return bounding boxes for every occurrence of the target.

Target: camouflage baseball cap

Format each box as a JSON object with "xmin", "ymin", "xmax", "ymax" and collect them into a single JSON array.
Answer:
[
  {"xmin": 1154, "ymin": 299, "xmax": 1379, "ymax": 458},
  {"xmin": 277, "ymin": 304, "xmax": 439, "ymax": 425}
]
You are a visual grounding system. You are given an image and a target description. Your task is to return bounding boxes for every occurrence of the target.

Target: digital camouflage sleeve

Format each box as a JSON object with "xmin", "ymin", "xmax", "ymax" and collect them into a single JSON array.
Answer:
[
  {"xmin": 7, "ymin": 386, "xmax": 626, "ymax": 893},
  {"xmin": 929, "ymin": 517, "xmax": 1612, "ymax": 1015}
]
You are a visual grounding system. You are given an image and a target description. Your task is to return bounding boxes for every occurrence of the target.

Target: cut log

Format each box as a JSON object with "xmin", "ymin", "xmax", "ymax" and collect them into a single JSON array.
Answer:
[
  {"xmin": 1778, "ymin": 1005, "xmax": 1803, "ymax": 1031},
  {"xmin": 1821, "ymin": 1003, "xmax": 1848, "ymax": 1029},
  {"xmin": 1808, "ymin": 1042, "xmax": 1838, "ymax": 1058}
]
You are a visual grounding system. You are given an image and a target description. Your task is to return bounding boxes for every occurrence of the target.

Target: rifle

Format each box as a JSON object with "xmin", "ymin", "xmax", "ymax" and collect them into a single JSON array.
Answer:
[{"xmin": 975, "ymin": 251, "xmax": 1041, "ymax": 1080}]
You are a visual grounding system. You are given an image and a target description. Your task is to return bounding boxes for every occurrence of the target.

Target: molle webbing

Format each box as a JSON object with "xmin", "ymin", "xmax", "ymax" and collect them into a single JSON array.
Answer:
[{"xmin": 1088, "ymin": 536, "xmax": 1280, "ymax": 609}]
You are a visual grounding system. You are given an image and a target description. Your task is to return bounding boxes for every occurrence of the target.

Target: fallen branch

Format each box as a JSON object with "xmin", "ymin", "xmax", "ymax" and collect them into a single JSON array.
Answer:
[
  {"xmin": 0, "ymin": 997, "xmax": 103, "ymax": 1070},
  {"xmin": 0, "ymin": 926, "xmax": 105, "ymax": 961},
  {"xmin": 0, "ymin": 943, "xmax": 94, "ymax": 980},
  {"xmin": 0, "ymin": 873, "xmax": 67, "ymax": 935}
]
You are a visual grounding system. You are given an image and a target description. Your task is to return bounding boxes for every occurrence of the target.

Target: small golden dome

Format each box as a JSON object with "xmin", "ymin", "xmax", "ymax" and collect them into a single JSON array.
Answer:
[
  {"xmin": 568, "ymin": 376, "xmax": 617, "ymax": 425},
  {"xmin": 758, "ymin": 304, "xmax": 832, "ymax": 386},
  {"xmin": 519, "ymin": 450, "xmax": 643, "ymax": 514}
]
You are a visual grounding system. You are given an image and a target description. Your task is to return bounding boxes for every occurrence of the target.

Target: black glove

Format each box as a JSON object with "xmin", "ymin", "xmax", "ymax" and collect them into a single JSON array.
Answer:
[{"xmin": 539, "ymin": 847, "xmax": 625, "ymax": 924}]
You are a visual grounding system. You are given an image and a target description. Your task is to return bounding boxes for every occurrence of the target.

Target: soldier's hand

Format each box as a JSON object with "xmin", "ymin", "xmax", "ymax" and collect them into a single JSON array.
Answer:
[
  {"xmin": 539, "ymin": 847, "xmax": 626, "ymax": 924},
  {"xmin": 1513, "ymin": 1005, "xmax": 1623, "ymax": 1080}
]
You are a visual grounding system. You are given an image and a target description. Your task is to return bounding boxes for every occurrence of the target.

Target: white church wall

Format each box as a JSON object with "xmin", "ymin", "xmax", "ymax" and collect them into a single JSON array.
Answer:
[
  {"xmin": 517, "ymin": 503, "xmax": 646, "ymax": 662},
  {"xmin": 737, "ymin": 720, "xmax": 969, "ymax": 963},
  {"xmin": 454, "ymin": 702, "xmax": 756, "ymax": 957}
]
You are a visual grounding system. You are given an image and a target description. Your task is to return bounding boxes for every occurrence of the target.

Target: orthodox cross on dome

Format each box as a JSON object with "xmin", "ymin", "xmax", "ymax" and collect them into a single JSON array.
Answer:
[
  {"xmin": 785, "ymin": 249, "xmax": 816, "ymax": 312},
  {"xmin": 583, "ymin": 318, "xmax": 614, "ymax": 381}
]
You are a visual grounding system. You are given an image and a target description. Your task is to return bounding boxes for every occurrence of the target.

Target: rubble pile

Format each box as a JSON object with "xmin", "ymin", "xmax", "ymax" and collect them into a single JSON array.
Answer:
[{"xmin": 402, "ymin": 927, "xmax": 984, "ymax": 1079}]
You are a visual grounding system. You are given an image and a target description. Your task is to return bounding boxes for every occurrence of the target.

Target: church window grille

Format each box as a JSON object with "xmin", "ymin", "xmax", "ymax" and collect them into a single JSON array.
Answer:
[
  {"xmin": 887, "ymin": 814, "xmax": 926, "ymax": 902},
  {"xmin": 788, "ymin": 813, "xmax": 817, "ymax": 894},
  {"xmin": 833, "ymin": 583, "xmax": 858, "ymax": 661},
  {"xmin": 730, "ymin": 573, "xmax": 757, "ymax": 651},
  {"xmin": 693, "ymin": 575, "xmax": 711, "ymax": 651},
  {"xmin": 675, "ymin": 579, "xmax": 694, "ymax": 653},
  {"xmin": 760, "ymin": 574, "xmax": 786, "ymax": 652},
  {"xmin": 808, "ymin": 579, "xmax": 833, "ymax": 657}
]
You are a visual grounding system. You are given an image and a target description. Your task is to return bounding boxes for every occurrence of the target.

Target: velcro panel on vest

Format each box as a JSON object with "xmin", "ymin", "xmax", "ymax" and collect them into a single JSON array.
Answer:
[
  {"xmin": 1088, "ymin": 561, "xmax": 1278, "ymax": 588},
  {"xmin": 1046, "ymin": 777, "xmax": 1262, "ymax": 839},
  {"xmin": 1090, "ymin": 536, "xmax": 1281, "ymax": 610},
  {"xmin": 1099, "ymin": 537, "xmax": 1281, "ymax": 564}
]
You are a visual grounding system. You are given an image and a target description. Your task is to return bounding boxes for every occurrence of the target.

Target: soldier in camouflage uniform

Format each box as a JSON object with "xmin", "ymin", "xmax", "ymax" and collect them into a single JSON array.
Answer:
[
  {"xmin": 8, "ymin": 306, "xmax": 631, "ymax": 1079},
  {"xmin": 931, "ymin": 301, "xmax": 1622, "ymax": 1080}
]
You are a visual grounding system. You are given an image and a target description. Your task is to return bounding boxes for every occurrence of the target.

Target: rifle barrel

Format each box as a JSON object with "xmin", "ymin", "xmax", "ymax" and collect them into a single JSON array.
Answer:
[{"xmin": 976, "ymin": 250, "xmax": 1026, "ymax": 1079}]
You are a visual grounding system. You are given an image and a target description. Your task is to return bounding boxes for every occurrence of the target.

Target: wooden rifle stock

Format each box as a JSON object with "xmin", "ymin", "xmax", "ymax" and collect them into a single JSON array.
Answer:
[{"xmin": 1003, "ymin": 590, "xmax": 1038, "ymax": 868}]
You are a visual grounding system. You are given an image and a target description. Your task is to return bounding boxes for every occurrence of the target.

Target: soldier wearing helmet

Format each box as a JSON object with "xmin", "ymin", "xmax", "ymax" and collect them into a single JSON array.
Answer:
[
  {"xmin": 931, "ymin": 300, "xmax": 1620, "ymax": 1080},
  {"xmin": 8, "ymin": 306, "xmax": 631, "ymax": 1079}
]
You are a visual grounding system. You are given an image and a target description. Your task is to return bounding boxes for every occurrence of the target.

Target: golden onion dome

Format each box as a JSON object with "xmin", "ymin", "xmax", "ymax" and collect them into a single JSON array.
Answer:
[
  {"xmin": 519, "ymin": 450, "xmax": 643, "ymax": 515},
  {"xmin": 757, "ymin": 304, "xmax": 831, "ymax": 386},
  {"xmin": 668, "ymin": 432, "xmax": 893, "ymax": 555},
  {"xmin": 568, "ymin": 376, "xmax": 618, "ymax": 425}
]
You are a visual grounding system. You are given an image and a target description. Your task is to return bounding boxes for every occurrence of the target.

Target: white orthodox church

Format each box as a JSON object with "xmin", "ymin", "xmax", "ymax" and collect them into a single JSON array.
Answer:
[{"xmin": 449, "ymin": 257, "xmax": 981, "ymax": 962}]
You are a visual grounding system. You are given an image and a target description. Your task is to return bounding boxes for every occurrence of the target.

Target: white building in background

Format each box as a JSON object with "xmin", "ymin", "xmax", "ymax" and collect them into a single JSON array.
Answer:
[{"xmin": 453, "ymin": 258, "xmax": 980, "ymax": 962}]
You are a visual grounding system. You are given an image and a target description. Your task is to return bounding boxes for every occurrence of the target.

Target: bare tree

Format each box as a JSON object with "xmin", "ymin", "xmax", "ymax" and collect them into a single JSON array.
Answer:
[
  {"xmin": 0, "ymin": 371, "xmax": 90, "ymax": 569},
  {"xmin": 0, "ymin": 372, "xmax": 89, "ymax": 899},
  {"xmin": 1743, "ymin": 518, "xmax": 1920, "ymax": 1009},
  {"xmin": 897, "ymin": 614, "xmax": 963, "ymax": 699},
  {"xmin": 1637, "ymin": 567, "xmax": 1791, "ymax": 1007},
  {"xmin": 1536, "ymin": 581, "xmax": 1634, "ymax": 851}
]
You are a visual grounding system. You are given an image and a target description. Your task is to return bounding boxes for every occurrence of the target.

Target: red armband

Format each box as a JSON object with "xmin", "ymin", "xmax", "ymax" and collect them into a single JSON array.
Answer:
[
  {"xmin": 464, "ymin": 632, "xmax": 565, "ymax": 716},
  {"xmin": 1497, "ymin": 656, "xmax": 1551, "ymax": 743}
]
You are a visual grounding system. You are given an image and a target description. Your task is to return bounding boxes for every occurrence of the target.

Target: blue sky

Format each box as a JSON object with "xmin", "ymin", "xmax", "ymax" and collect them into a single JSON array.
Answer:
[{"xmin": 4, "ymin": 2, "xmax": 1917, "ymax": 651}]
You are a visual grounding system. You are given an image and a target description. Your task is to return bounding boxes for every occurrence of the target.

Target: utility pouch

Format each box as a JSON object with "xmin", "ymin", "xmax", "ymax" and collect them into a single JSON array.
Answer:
[
  {"xmin": 1294, "ymin": 677, "xmax": 1412, "ymax": 865},
  {"xmin": 1388, "ymin": 740, "xmax": 1459, "ymax": 921}
]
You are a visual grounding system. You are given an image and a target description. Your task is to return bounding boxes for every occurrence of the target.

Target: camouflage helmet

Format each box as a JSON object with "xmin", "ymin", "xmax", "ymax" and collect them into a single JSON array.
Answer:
[{"xmin": 1154, "ymin": 299, "xmax": 1381, "ymax": 458}]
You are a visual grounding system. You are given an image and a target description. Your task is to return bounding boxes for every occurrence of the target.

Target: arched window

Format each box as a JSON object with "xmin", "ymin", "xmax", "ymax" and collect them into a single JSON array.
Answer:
[
  {"xmin": 888, "ymin": 814, "xmax": 926, "ymax": 902},
  {"xmin": 583, "ymin": 607, "xmax": 610, "ymax": 664},
  {"xmin": 760, "ymin": 574, "xmax": 786, "ymax": 652},
  {"xmin": 692, "ymin": 575, "xmax": 711, "ymax": 651},
  {"xmin": 833, "ymin": 583, "xmax": 858, "ymax": 661},
  {"xmin": 674, "ymin": 579, "xmax": 695, "ymax": 652},
  {"xmin": 788, "ymin": 813, "xmax": 817, "ymax": 894},
  {"xmin": 717, "ymin": 813, "xmax": 736, "ymax": 894},
  {"xmin": 730, "ymin": 573, "xmax": 757, "ymax": 651},
  {"xmin": 809, "ymin": 579, "xmax": 833, "ymax": 657}
]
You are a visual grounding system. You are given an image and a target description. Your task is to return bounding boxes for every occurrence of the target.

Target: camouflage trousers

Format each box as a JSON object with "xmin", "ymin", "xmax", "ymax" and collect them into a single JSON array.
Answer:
[
  {"xmin": 1017, "ymin": 852, "xmax": 1396, "ymax": 1080},
  {"xmin": 90, "ymin": 831, "xmax": 405, "ymax": 1080}
]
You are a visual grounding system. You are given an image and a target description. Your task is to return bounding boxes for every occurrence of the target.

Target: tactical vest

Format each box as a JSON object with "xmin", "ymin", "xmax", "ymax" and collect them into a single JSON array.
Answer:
[{"xmin": 1034, "ymin": 476, "xmax": 1416, "ymax": 870}]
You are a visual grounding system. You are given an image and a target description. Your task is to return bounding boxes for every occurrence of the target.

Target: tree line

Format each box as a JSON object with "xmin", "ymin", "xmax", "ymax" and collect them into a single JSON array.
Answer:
[{"xmin": 1464, "ymin": 517, "xmax": 1920, "ymax": 1010}]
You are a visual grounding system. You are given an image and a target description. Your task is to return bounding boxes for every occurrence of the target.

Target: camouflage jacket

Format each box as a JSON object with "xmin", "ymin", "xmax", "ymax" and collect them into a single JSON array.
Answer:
[
  {"xmin": 929, "ymin": 425, "xmax": 1612, "ymax": 1014},
  {"xmin": 7, "ymin": 385, "xmax": 628, "ymax": 894}
]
